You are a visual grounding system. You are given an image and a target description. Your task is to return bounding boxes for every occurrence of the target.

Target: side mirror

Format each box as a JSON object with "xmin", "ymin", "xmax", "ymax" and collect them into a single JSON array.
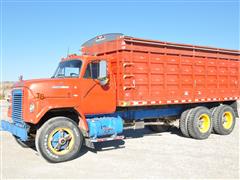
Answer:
[{"xmin": 98, "ymin": 60, "xmax": 109, "ymax": 86}]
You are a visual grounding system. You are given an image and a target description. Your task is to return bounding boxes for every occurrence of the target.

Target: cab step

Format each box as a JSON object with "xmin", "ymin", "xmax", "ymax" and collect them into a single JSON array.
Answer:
[
  {"xmin": 85, "ymin": 135, "xmax": 124, "ymax": 149},
  {"xmin": 90, "ymin": 135, "xmax": 124, "ymax": 142}
]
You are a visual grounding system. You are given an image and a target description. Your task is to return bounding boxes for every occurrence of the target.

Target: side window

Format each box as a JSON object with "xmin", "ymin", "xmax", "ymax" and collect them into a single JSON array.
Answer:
[
  {"xmin": 91, "ymin": 63, "xmax": 100, "ymax": 79},
  {"xmin": 84, "ymin": 61, "xmax": 100, "ymax": 79},
  {"xmin": 84, "ymin": 60, "xmax": 107, "ymax": 79}
]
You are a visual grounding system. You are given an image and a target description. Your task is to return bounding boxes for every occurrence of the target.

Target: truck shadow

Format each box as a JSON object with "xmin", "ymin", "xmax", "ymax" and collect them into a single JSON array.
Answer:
[
  {"xmin": 19, "ymin": 126, "xmax": 184, "ymax": 157},
  {"xmin": 88, "ymin": 126, "xmax": 184, "ymax": 153},
  {"xmin": 123, "ymin": 126, "xmax": 183, "ymax": 138},
  {"xmin": 88, "ymin": 129, "xmax": 151, "ymax": 153},
  {"xmin": 124, "ymin": 128, "xmax": 173, "ymax": 138}
]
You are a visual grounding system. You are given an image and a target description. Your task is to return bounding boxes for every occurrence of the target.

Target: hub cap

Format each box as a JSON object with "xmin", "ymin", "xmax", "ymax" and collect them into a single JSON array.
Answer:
[
  {"xmin": 47, "ymin": 127, "xmax": 75, "ymax": 155},
  {"xmin": 222, "ymin": 112, "xmax": 233, "ymax": 130},
  {"xmin": 198, "ymin": 114, "xmax": 210, "ymax": 133}
]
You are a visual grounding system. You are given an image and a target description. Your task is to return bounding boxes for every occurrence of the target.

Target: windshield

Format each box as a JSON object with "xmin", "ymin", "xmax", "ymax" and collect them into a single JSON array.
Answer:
[{"xmin": 53, "ymin": 60, "xmax": 82, "ymax": 78}]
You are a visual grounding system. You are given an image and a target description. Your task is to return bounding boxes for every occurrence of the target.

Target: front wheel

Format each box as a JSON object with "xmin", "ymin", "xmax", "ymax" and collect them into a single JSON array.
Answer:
[{"xmin": 35, "ymin": 116, "xmax": 83, "ymax": 163}]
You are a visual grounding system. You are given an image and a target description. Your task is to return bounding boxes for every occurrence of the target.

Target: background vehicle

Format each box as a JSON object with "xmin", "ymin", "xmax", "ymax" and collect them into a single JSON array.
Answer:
[{"xmin": 1, "ymin": 33, "xmax": 240, "ymax": 163}]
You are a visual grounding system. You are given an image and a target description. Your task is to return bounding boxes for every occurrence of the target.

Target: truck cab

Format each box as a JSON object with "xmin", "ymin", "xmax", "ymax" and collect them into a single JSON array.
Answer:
[
  {"xmin": 2, "ymin": 53, "xmax": 123, "ymax": 163},
  {"xmin": 9, "ymin": 54, "xmax": 116, "ymax": 123}
]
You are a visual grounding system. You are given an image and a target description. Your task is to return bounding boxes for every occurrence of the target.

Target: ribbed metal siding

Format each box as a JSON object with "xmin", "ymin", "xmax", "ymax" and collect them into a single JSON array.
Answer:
[{"xmin": 12, "ymin": 89, "xmax": 23, "ymax": 123}]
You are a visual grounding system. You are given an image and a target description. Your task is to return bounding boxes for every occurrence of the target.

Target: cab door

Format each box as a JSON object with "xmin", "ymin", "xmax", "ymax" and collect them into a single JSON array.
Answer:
[{"xmin": 80, "ymin": 60, "xmax": 116, "ymax": 114}]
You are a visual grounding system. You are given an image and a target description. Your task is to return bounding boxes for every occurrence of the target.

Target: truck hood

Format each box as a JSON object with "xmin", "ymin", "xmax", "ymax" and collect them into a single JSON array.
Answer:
[{"xmin": 14, "ymin": 78, "xmax": 77, "ymax": 98}]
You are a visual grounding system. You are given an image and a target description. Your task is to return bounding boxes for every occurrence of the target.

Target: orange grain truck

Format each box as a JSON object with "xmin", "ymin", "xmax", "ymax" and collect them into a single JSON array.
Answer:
[{"xmin": 1, "ymin": 33, "xmax": 240, "ymax": 162}]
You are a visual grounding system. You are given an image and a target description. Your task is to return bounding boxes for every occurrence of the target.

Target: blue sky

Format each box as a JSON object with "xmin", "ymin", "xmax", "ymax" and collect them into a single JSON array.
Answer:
[{"xmin": 1, "ymin": 0, "xmax": 239, "ymax": 81}]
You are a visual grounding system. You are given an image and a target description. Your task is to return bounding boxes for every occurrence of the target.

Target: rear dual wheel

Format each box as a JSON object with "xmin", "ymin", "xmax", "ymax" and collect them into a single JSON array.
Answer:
[
  {"xmin": 211, "ymin": 105, "xmax": 236, "ymax": 135},
  {"xmin": 179, "ymin": 109, "xmax": 191, "ymax": 137},
  {"xmin": 180, "ymin": 107, "xmax": 213, "ymax": 139},
  {"xmin": 187, "ymin": 107, "xmax": 213, "ymax": 139},
  {"xmin": 180, "ymin": 105, "xmax": 236, "ymax": 139}
]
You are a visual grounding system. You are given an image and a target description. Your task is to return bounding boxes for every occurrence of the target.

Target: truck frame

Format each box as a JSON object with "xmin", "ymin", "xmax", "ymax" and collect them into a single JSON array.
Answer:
[{"xmin": 1, "ymin": 33, "xmax": 240, "ymax": 163}]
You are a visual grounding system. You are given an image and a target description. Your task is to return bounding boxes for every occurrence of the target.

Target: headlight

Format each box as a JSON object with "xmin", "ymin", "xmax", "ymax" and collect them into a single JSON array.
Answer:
[{"xmin": 29, "ymin": 103, "xmax": 35, "ymax": 113}]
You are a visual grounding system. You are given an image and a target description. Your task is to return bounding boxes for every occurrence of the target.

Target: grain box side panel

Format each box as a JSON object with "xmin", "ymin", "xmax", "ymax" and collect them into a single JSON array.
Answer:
[{"xmin": 117, "ymin": 51, "xmax": 240, "ymax": 106}]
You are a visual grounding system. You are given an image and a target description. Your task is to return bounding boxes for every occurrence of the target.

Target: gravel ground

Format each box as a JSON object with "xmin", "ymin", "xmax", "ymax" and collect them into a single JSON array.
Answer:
[{"xmin": 0, "ymin": 100, "xmax": 239, "ymax": 179}]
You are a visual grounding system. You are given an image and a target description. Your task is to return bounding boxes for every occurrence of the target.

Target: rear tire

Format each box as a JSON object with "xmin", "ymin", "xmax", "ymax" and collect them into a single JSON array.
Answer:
[
  {"xmin": 210, "ymin": 107, "xmax": 217, "ymax": 133},
  {"xmin": 179, "ymin": 109, "xmax": 191, "ymax": 137},
  {"xmin": 187, "ymin": 107, "xmax": 213, "ymax": 139},
  {"xmin": 211, "ymin": 105, "xmax": 236, "ymax": 135},
  {"xmin": 35, "ymin": 116, "xmax": 83, "ymax": 163}
]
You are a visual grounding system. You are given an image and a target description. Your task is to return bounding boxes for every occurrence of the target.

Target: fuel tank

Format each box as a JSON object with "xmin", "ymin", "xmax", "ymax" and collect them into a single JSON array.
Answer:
[{"xmin": 87, "ymin": 116, "xmax": 123, "ymax": 138}]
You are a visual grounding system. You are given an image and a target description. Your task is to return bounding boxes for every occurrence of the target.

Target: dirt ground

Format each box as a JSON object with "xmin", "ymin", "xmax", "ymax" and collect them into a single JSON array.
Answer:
[{"xmin": 0, "ymin": 100, "xmax": 239, "ymax": 179}]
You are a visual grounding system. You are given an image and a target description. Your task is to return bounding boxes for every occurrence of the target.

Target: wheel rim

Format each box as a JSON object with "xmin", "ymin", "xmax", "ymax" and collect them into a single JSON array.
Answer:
[
  {"xmin": 198, "ymin": 114, "xmax": 211, "ymax": 133},
  {"xmin": 47, "ymin": 127, "xmax": 75, "ymax": 155},
  {"xmin": 222, "ymin": 111, "xmax": 233, "ymax": 130}
]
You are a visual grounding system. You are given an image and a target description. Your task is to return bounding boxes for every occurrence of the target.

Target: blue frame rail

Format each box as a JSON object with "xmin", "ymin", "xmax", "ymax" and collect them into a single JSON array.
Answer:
[{"xmin": 86, "ymin": 106, "xmax": 184, "ymax": 120}]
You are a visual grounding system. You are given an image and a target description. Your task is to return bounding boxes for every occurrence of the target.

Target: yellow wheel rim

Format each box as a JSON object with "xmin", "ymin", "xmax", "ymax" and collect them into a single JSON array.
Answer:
[
  {"xmin": 222, "ymin": 111, "xmax": 233, "ymax": 130},
  {"xmin": 47, "ymin": 127, "xmax": 75, "ymax": 156},
  {"xmin": 198, "ymin": 114, "xmax": 211, "ymax": 133}
]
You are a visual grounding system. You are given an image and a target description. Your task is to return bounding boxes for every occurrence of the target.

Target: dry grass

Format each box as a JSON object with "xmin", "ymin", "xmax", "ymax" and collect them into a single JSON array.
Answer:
[{"xmin": 0, "ymin": 81, "xmax": 15, "ymax": 100}]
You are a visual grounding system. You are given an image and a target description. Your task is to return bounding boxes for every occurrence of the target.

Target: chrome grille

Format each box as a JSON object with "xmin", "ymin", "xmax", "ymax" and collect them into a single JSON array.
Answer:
[{"xmin": 12, "ymin": 89, "xmax": 23, "ymax": 123}]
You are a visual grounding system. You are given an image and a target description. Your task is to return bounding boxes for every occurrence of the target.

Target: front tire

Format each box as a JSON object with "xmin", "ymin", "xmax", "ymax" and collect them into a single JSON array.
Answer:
[{"xmin": 35, "ymin": 116, "xmax": 83, "ymax": 163}]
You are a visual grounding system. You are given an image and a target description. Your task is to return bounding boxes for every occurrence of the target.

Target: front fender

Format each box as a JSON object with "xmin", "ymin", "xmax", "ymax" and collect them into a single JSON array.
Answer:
[{"xmin": 34, "ymin": 105, "xmax": 89, "ymax": 132}]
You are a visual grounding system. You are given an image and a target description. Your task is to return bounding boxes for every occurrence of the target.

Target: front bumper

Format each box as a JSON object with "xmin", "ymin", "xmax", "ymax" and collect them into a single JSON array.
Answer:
[{"xmin": 1, "ymin": 120, "xmax": 29, "ymax": 141}]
